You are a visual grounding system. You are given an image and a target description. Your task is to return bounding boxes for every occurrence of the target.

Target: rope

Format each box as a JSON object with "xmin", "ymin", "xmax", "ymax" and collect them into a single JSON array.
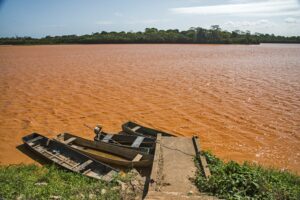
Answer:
[
  {"xmin": 156, "ymin": 141, "xmax": 195, "ymax": 157},
  {"xmin": 83, "ymin": 123, "xmax": 94, "ymax": 130}
]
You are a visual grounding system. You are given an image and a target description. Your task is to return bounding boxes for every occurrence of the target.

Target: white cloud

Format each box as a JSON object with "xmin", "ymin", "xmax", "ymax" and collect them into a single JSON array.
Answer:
[
  {"xmin": 126, "ymin": 19, "xmax": 170, "ymax": 25},
  {"xmin": 285, "ymin": 17, "xmax": 297, "ymax": 23},
  {"xmin": 95, "ymin": 19, "xmax": 170, "ymax": 26},
  {"xmin": 96, "ymin": 20, "xmax": 114, "ymax": 25},
  {"xmin": 170, "ymin": 0, "xmax": 300, "ymax": 16},
  {"xmin": 43, "ymin": 25, "xmax": 65, "ymax": 28},
  {"xmin": 114, "ymin": 12, "xmax": 123, "ymax": 17},
  {"xmin": 223, "ymin": 19, "xmax": 275, "ymax": 29},
  {"xmin": 228, "ymin": 0, "xmax": 258, "ymax": 3}
]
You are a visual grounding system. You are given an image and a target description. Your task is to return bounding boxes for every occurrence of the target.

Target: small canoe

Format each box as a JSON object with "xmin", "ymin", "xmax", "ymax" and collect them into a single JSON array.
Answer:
[
  {"xmin": 122, "ymin": 121, "xmax": 174, "ymax": 139},
  {"xmin": 94, "ymin": 131, "xmax": 156, "ymax": 154},
  {"xmin": 56, "ymin": 133, "xmax": 154, "ymax": 167},
  {"xmin": 22, "ymin": 133, "xmax": 118, "ymax": 181}
]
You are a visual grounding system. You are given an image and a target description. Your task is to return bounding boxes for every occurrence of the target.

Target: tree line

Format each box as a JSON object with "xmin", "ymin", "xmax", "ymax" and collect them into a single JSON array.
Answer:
[{"xmin": 1, "ymin": 25, "xmax": 299, "ymax": 45}]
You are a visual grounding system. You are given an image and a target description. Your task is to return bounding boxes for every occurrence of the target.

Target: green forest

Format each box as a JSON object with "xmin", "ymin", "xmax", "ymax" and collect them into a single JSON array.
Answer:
[{"xmin": 1, "ymin": 26, "xmax": 300, "ymax": 45}]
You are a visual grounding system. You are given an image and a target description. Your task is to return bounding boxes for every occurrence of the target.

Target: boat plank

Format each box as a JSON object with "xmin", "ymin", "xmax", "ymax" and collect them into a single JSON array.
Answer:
[
  {"xmin": 27, "ymin": 136, "xmax": 43, "ymax": 145},
  {"xmin": 132, "ymin": 126, "xmax": 141, "ymax": 132},
  {"xmin": 132, "ymin": 153, "xmax": 143, "ymax": 162},
  {"xmin": 102, "ymin": 134, "xmax": 113, "ymax": 143},
  {"xmin": 131, "ymin": 136, "xmax": 144, "ymax": 147},
  {"xmin": 63, "ymin": 137, "xmax": 76, "ymax": 144},
  {"xmin": 74, "ymin": 160, "xmax": 93, "ymax": 172}
]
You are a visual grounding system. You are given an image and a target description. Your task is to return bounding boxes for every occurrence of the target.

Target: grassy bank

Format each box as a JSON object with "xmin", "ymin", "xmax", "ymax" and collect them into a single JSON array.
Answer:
[
  {"xmin": 2, "ymin": 154, "xmax": 299, "ymax": 199},
  {"xmin": 196, "ymin": 152, "xmax": 300, "ymax": 200},
  {"xmin": 0, "ymin": 164, "xmax": 120, "ymax": 199}
]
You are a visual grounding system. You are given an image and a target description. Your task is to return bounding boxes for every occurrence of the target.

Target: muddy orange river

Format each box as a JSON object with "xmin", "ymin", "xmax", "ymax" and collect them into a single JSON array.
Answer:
[{"xmin": 0, "ymin": 44, "xmax": 299, "ymax": 173}]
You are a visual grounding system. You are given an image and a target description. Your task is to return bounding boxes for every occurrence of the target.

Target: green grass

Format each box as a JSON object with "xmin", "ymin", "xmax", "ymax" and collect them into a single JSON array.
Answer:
[
  {"xmin": 0, "ymin": 164, "xmax": 121, "ymax": 200},
  {"xmin": 195, "ymin": 151, "xmax": 300, "ymax": 200}
]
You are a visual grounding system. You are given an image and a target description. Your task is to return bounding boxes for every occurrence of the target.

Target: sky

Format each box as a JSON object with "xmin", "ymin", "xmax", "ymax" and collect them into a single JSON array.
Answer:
[{"xmin": 0, "ymin": 0, "xmax": 300, "ymax": 38}]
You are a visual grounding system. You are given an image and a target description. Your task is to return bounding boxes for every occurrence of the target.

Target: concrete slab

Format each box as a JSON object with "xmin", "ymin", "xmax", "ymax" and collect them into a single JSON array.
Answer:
[
  {"xmin": 146, "ymin": 136, "xmax": 217, "ymax": 199},
  {"xmin": 159, "ymin": 137, "xmax": 198, "ymax": 194}
]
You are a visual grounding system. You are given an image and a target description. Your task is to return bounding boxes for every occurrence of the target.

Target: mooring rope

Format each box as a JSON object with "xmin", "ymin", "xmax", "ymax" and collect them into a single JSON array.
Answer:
[{"xmin": 157, "ymin": 141, "xmax": 195, "ymax": 157}]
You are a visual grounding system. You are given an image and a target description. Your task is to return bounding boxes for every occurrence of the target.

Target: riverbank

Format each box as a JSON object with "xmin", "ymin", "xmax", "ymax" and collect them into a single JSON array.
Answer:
[
  {"xmin": 0, "ymin": 164, "xmax": 147, "ymax": 200},
  {"xmin": 1, "ymin": 151, "xmax": 299, "ymax": 199},
  {"xmin": 0, "ymin": 164, "xmax": 120, "ymax": 199}
]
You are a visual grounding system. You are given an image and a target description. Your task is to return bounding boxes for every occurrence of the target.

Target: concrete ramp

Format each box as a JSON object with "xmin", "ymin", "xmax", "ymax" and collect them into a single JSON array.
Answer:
[{"xmin": 145, "ymin": 135, "xmax": 217, "ymax": 199}]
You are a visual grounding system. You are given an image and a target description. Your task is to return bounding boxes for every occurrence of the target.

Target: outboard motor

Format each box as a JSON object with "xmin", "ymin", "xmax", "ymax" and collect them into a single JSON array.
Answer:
[{"xmin": 94, "ymin": 124, "xmax": 103, "ymax": 141}]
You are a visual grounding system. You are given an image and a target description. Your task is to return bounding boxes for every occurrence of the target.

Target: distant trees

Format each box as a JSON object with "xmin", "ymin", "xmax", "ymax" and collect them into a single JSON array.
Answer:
[{"xmin": 0, "ymin": 26, "xmax": 299, "ymax": 45}]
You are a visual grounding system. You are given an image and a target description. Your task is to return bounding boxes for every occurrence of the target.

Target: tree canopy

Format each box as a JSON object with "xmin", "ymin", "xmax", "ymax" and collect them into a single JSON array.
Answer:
[{"xmin": 1, "ymin": 26, "xmax": 299, "ymax": 45}]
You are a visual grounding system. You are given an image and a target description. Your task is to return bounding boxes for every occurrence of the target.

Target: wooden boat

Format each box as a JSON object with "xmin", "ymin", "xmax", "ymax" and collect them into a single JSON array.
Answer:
[
  {"xmin": 94, "ymin": 131, "xmax": 156, "ymax": 154},
  {"xmin": 56, "ymin": 133, "xmax": 154, "ymax": 167},
  {"xmin": 122, "ymin": 121, "xmax": 174, "ymax": 138},
  {"xmin": 22, "ymin": 133, "xmax": 118, "ymax": 181}
]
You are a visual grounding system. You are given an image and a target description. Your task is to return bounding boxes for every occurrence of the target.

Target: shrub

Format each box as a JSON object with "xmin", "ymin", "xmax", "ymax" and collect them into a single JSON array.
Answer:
[{"xmin": 195, "ymin": 151, "xmax": 300, "ymax": 200}]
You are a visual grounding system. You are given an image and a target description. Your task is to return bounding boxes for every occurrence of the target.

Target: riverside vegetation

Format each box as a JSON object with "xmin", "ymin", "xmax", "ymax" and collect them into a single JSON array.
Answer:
[
  {"xmin": 2, "ymin": 153, "xmax": 299, "ymax": 200},
  {"xmin": 1, "ymin": 26, "xmax": 300, "ymax": 45},
  {"xmin": 0, "ymin": 164, "xmax": 146, "ymax": 200},
  {"xmin": 196, "ymin": 152, "xmax": 300, "ymax": 200},
  {"xmin": 0, "ymin": 164, "xmax": 120, "ymax": 199}
]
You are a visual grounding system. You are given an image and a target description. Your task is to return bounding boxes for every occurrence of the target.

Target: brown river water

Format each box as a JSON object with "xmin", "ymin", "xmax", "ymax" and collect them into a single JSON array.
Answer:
[{"xmin": 0, "ymin": 44, "xmax": 299, "ymax": 173}]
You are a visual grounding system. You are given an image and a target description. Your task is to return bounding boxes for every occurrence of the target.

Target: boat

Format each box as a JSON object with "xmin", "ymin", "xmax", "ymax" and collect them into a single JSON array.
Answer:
[
  {"xmin": 55, "ymin": 133, "xmax": 154, "ymax": 167},
  {"xmin": 94, "ymin": 130, "xmax": 156, "ymax": 154},
  {"xmin": 22, "ymin": 133, "xmax": 118, "ymax": 181},
  {"xmin": 121, "ymin": 121, "xmax": 174, "ymax": 138}
]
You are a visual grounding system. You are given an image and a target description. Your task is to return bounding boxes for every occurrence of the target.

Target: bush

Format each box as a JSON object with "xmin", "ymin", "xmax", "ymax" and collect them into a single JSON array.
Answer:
[{"xmin": 195, "ymin": 152, "xmax": 300, "ymax": 200}]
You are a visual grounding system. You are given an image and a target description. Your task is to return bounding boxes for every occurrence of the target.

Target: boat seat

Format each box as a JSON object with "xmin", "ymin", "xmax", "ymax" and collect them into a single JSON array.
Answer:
[
  {"xmin": 27, "ymin": 136, "xmax": 43, "ymax": 146},
  {"xmin": 74, "ymin": 160, "xmax": 93, "ymax": 172},
  {"xmin": 32, "ymin": 144, "xmax": 41, "ymax": 149},
  {"xmin": 70, "ymin": 144, "xmax": 85, "ymax": 150},
  {"xmin": 83, "ymin": 169, "xmax": 92, "ymax": 175},
  {"xmin": 54, "ymin": 155, "xmax": 72, "ymax": 165},
  {"xmin": 63, "ymin": 137, "xmax": 76, "ymax": 144},
  {"xmin": 102, "ymin": 170, "xmax": 117, "ymax": 182},
  {"xmin": 131, "ymin": 126, "xmax": 141, "ymax": 132},
  {"xmin": 102, "ymin": 134, "xmax": 113, "ymax": 143},
  {"xmin": 131, "ymin": 136, "xmax": 144, "ymax": 147},
  {"xmin": 132, "ymin": 154, "xmax": 143, "ymax": 162},
  {"xmin": 86, "ymin": 171, "xmax": 101, "ymax": 180},
  {"xmin": 48, "ymin": 152, "xmax": 63, "ymax": 160},
  {"xmin": 46, "ymin": 139, "xmax": 50, "ymax": 146},
  {"xmin": 38, "ymin": 147, "xmax": 50, "ymax": 155}
]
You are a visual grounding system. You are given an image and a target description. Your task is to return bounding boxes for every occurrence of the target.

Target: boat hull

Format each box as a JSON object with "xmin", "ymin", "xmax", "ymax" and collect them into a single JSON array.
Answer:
[
  {"xmin": 56, "ymin": 133, "xmax": 154, "ymax": 168},
  {"xmin": 122, "ymin": 121, "xmax": 174, "ymax": 138},
  {"xmin": 22, "ymin": 133, "xmax": 118, "ymax": 181},
  {"xmin": 94, "ymin": 132, "xmax": 156, "ymax": 154}
]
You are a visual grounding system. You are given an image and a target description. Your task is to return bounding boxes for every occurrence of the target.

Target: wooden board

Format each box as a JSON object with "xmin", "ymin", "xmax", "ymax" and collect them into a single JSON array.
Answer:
[
  {"xmin": 131, "ymin": 136, "xmax": 144, "ymax": 147},
  {"xmin": 192, "ymin": 136, "xmax": 211, "ymax": 179}
]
